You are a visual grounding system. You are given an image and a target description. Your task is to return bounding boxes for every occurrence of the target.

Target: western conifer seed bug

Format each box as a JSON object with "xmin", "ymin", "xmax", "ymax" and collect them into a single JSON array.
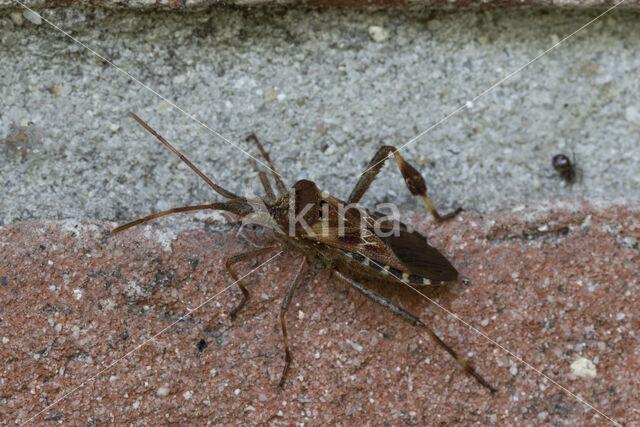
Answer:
[{"xmin": 112, "ymin": 112, "xmax": 496, "ymax": 393}]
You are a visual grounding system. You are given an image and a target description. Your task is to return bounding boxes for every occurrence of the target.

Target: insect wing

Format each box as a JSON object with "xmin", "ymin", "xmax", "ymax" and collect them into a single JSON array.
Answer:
[
  {"xmin": 381, "ymin": 231, "xmax": 458, "ymax": 281},
  {"xmin": 307, "ymin": 196, "xmax": 456, "ymax": 281},
  {"xmin": 305, "ymin": 198, "xmax": 405, "ymax": 268}
]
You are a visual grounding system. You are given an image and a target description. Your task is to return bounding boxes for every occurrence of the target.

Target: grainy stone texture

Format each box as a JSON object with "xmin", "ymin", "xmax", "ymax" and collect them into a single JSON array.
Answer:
[
  {"xmin": 3, "ymin": 0, "xmax": 640, "ymax": 10},
  {"xmin": 1, "ymin": 203, "xmax": 638, "ymax": 425},
  {"xmin": 1, "ymin": 8, "xmax": 640, "ymax": 226}
]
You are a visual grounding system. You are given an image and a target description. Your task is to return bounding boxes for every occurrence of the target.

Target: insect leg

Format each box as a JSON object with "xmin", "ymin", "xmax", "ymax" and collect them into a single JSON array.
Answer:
[
  {"xmin": 278, "ymin": 257, "xmax": 308, "ymax": 387},
  {"xmin": 225, "ymin": 245, "xmax": 281, "ymax": 318},
  {"xmin": 334, "ymin": 271, "xmax": 496, "ymax": 393},
  {"xmin": 246, "ymin": 133, "xmax": 287, "ymax": 195},
  {"xmin": 258, "ymin": 171, "xmax": 276, "ymax": 203},
  {"xmin": 348, "ymin": 145, "xmax": 461, "ymax": 221}
]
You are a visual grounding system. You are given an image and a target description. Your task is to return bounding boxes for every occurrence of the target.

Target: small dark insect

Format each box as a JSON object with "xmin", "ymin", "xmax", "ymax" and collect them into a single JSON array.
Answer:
[
  {"xmin": 552, "ymin": 153, "xmax": 579, "ymax": 184},
  {"xmin": 113, "ymin": 112, "xmax": 495, "ymax": 393},
  {"xmin": 197, "ymin": 339, "xmax": 208, "ymax": 352}
]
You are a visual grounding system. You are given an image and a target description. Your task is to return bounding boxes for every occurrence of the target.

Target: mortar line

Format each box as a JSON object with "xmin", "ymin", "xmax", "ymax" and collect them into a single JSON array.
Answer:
[
  {"xmin": 359, "ymin": 0, "xmax": 627, "ymax": 178},
  {"xmin": 20, "ymin": 250, "xmax": 283, "ymax": 425},
  {"xmin": 14, "ymin": 0, "xmax": 282, "ymax": 179}
]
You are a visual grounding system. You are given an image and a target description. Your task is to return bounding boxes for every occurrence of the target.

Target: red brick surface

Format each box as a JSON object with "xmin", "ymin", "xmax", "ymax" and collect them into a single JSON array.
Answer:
[{"xmin": 1, "ymin": 203, "xmax": 638, "ymax": 425}]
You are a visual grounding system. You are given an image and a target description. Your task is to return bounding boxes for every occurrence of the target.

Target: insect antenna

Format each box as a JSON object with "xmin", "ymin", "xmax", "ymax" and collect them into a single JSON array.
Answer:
[
  {"xmin": 111, "ymin": 200, "xmax": 252, "ymax": 234},
  {"xmin": 129, "ymin": 112, "xmax": 239, "ymax": 200}
]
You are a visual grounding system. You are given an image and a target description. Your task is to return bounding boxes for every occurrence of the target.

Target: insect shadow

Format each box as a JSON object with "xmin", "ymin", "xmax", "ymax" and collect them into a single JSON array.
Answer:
[{"xmin": 112, "ymin": 112, "xmax": 495, "ymax": 393}]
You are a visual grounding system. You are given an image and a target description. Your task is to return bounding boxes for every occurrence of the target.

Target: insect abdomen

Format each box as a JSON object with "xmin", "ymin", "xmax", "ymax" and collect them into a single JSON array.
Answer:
[{"xmin": 339, "ymin": 249, "xmax": 441, "ymax": 286}]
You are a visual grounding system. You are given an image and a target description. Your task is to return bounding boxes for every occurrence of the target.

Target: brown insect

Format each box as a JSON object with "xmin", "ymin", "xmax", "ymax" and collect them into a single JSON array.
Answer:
[
  {"xmin": 112, "ymin": 112, "xmax": 496, "ymax": 393},
  {"xmin": 552, "ymin": 153, "xmax": 579, "ymax": 184}
]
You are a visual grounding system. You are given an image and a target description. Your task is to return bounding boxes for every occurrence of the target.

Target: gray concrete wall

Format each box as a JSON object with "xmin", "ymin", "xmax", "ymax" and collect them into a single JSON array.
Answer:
[{"xmin": 2, "ymin": 7, "xmax": 639, "ymax": 226}]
